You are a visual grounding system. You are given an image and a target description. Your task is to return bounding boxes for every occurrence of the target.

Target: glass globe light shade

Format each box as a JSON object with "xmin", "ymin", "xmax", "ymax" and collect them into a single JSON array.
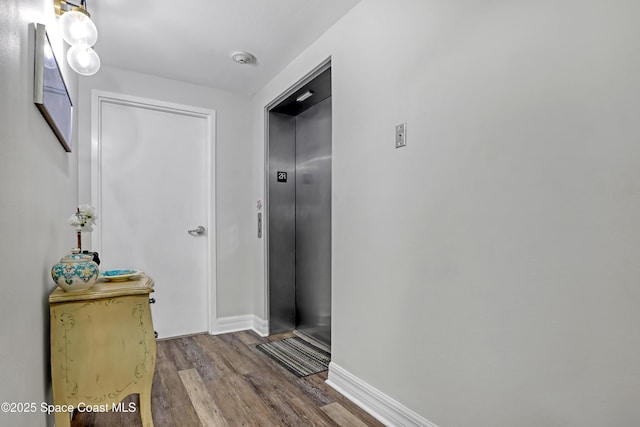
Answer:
[
  {"xmin": 59, "ymin": 10, "xmax": 98, "ymax": 47},
  {"xmin": 67, "ymin": 46, "xmax": 101, "ymax": 76}
]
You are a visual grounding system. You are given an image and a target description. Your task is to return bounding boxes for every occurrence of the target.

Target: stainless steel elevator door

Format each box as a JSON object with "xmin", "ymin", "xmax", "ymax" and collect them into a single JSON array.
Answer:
[
  {"xmin": 295, "ymin": 97, "xmax": 332, "ymax": 345},
  {"xmin": 268, "ymin": 112, "xmax": 296, "ymax": 334}
]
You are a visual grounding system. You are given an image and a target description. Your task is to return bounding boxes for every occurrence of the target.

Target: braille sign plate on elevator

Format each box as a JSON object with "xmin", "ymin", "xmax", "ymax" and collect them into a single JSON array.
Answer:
[{"xmin": 277, "ymin": 171, "xmax": 287, "ymax": 182}]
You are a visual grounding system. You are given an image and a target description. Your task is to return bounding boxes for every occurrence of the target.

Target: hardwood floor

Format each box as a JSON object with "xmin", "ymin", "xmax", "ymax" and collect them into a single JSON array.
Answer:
[{"xmin": 70, "ymin": 331, "xmax": 384, "ymax": 427}]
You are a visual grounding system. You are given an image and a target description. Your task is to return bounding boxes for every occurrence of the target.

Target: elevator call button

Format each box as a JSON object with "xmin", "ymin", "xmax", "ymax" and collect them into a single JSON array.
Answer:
[{"xmin": 277, "ymin": 171, "xmax": 288, "ymax": 182}]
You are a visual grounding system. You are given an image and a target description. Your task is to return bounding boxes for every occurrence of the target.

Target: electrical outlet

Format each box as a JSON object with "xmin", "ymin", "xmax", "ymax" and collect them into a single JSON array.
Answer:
[{"xmin": 395, "ymin": 123, "xmax": 407, "ymax": 148}]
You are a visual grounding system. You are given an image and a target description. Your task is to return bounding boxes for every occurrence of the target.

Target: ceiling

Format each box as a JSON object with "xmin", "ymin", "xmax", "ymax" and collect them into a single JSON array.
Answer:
[{"xmin": 88, "ymin": 0, "xmax": 361, "ymax": 95}]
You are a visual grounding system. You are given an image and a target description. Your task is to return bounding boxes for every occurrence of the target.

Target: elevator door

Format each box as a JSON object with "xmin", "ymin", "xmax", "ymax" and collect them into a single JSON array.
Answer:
[
  {"xmin": 295, "ymin": 97, "xmax": 332, "ymax": 345},
  {"xmin": 268, "ymin": 76, "xmax": 332, "ymax": 347}
]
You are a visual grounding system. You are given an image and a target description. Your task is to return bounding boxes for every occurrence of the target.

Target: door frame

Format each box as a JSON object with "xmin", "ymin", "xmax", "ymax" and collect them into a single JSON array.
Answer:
[
  {"xmin": 91, "ymin": 90, "xmax": 217, "ymax": 334},
  {"xmin": 263, "ymin": 58, "xmax": 332, "ymax": 334}
]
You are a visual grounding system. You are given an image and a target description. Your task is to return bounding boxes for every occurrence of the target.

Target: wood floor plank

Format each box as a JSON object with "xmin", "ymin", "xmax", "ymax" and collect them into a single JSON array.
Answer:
[
  {"xmin": 322, "ymin": 402, "xmax": 371, "ymax": 427},
  {"xmin": 242, "ymin": 370, "xmax": 336, "ymax": 427},
  {"xmin": 150, "ymin": 373, "xmax": 174, "ymax": 426},
  {"xmin": 177, "ymin": 335, "xmax": 223, "ymax": 382},
  {"xmin": 179, "ymin": 368, "xmax": 228, "ymax": 427},
  {"xmin": 155, "ymin": 354, "xmax": 192, "ymax": 408},
  {"xmin": 164, "ymin": 337, "xmax": 194, "ymax": 371},
  {"xmin": 210, "ymin": 334, "xmax": 258, "ymax": 376},
  {"xmin": 207, "ymin": 372, "xmax": 271, "ymax": 425},
  {"xmin": 236, "ymin": 329, "xmax": 266, "ymax": 345},
  {"xmin": 292, "ymin": 373, "xmax": 335, "ymax": 407},
  {"xmin": 169, "ymin": 403, "xmax": 202, "ymax": 427},
  {"xmin": 268, "ymin": 331, "xmax": 296, "ymax": 342},
  {"xmin": 307, "ymin": 373, "xmax": 385, "ymax": 426},
  {"xmin": 150, "ymin": 398, "xmax": 174, "ymax": 427},
  {"xmin": 192, "ymin": 334, "xmax": 238, "ymax": 377},
  {"xmin": 194, "ymin": 334, "xmax": 278, "ymax": 425}
]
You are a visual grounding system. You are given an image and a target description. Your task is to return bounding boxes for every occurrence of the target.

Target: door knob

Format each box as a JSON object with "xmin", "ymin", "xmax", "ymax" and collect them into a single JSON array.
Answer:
[{"xmin": 187, "ymin": 225, "xmax": 206, "ymax": 236}]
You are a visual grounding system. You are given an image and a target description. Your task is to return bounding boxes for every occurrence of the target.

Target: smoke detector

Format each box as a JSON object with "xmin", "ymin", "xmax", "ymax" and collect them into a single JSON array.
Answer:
[{"xmin": 231, "ymin": 51, "xmax": 255, "ymax": 65}]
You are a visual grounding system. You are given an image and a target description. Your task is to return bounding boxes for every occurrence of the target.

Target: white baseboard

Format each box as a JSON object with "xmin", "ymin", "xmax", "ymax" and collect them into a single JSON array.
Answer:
[
  {"xmin": 326, "ymin": 362, "xmax": 437, "ymax": 427},
  {"xmin": 251, "ymin": 316, "xmax": 269, "ymax": 337},
  {"xmin": 211, "ymin": 315, "xmax": 269, "ymax": 337}
]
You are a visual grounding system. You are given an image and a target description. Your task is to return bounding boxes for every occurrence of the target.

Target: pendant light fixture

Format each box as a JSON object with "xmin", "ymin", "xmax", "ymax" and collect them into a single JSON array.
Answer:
[
  {"xmin": 54, "ymin": 0, "xmax": 101, "ymax": 76},
  {"xmin": 66, "ymin": 45, "xmax": 101, "ymax": 75}
]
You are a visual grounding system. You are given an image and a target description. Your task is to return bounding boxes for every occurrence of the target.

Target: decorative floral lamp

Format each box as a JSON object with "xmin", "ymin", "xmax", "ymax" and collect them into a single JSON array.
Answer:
[{"xmin": 51, "ymin": 205, "xmax": 100, "ymax": 292}]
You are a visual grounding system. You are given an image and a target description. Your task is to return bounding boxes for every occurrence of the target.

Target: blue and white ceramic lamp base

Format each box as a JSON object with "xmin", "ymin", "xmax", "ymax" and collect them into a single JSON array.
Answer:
[{"xmin": 51, "ymin": 253, "xmax": 99, "ymax": 292}]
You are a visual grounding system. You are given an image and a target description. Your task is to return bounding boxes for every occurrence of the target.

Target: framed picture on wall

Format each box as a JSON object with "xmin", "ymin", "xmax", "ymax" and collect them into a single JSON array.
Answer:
[{"xmin": 33, "ymin": 23, "xmax": 73, "ymax": 152}]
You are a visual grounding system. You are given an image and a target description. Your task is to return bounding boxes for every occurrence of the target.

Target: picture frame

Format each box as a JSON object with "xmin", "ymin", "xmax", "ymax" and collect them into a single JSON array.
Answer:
[{"xmin": 34, "ymin": 23, "xmax": 73, "ymax": 152}]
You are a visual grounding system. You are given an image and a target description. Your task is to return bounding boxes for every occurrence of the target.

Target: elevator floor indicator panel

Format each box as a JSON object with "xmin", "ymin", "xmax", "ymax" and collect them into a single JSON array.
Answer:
[{"xmin": 277, "ymin": 171, "xmax": 288, "ymax": 182}]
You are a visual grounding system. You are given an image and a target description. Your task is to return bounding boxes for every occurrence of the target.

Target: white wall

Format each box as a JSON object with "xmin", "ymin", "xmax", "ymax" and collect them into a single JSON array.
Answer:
[
  {"xmin": 0, "ymin": 1, "xmax": 79, "ymax": 426},
  {"xmin": 252, "ymin": 0, "xmax": 640, "ymax": 425},
  {"xmin": 77, "ymin": 66, "xmax": 254, "ymax": 318}
]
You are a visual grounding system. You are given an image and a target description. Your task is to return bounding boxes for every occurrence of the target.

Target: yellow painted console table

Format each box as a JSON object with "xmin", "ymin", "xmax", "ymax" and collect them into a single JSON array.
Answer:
[{"xmin": 49, "ymin": 274, "xmax": 156, "ymax": 427}]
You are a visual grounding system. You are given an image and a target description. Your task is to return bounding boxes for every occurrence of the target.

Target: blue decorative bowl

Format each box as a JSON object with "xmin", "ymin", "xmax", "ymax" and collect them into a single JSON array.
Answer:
[
  {"xmin": 51, "ymin": 254, "xmax": 100, "ymax": 292},
  {"xmin": 100, "ymin": 269, "xmax": 141, "ymax": 282}
]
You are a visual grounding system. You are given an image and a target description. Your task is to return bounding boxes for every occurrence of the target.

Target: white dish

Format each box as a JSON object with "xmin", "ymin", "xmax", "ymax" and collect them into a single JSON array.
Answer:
[{"xmin": 100, "ymin": 269, "xmax": 142, "ymax": 282}]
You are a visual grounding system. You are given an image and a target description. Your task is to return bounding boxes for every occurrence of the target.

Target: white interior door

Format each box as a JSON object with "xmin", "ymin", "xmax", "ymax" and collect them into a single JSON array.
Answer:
[{"xmin": 92, "ymin": 92, "xmax": 215, "ymax": 339}]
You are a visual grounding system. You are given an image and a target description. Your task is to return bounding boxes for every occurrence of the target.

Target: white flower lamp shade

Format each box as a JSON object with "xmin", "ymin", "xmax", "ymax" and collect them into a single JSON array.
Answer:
[
  {"xmin": 67, "ymin": 45, "xmax": 101, "ymax": 76},
  {"xmin": 59, "ymin": 10, "xmax": 98, "ymax": 47}
]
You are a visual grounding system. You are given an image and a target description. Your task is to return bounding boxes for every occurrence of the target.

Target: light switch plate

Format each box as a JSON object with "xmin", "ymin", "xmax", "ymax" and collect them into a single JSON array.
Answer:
[{"xmin": 395, "ymin": 123, "xmax": 407, "ymax": 148}]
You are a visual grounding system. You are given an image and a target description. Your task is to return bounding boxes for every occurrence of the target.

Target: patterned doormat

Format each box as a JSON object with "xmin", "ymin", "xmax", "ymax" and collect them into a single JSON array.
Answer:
[{"xmin": 256, "ymin": 337, "xmax": 331, "ymax": 377}]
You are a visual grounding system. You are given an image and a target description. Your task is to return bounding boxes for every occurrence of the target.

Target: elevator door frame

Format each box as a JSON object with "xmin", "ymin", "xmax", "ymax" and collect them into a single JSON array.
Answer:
[{"xmin": 264, "ymin": 58, "xmax": 332, "ymax": 345}]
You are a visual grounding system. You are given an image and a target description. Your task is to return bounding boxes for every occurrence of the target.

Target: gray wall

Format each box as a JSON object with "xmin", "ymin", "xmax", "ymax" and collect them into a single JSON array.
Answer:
[
  {"xmin": 0, "ymin": 2, "xmax": 79, "ymax": 426},
  {"xmin": 252, "ymin": 0, "xmax": 640, "ymax": 425}
]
